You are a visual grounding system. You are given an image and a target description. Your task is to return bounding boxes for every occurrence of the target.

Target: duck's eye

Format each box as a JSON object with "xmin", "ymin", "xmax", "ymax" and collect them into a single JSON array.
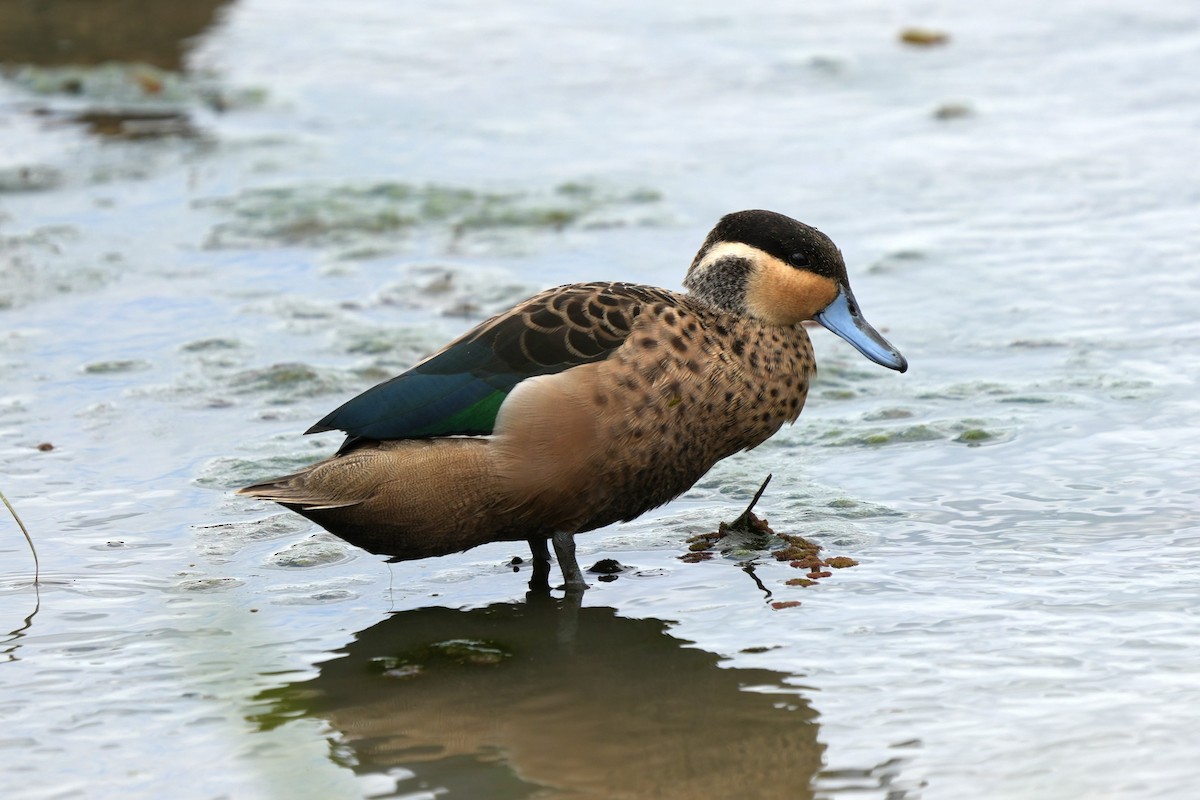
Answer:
[{"xmin": 790, "ymin": 252, "xmax": 810, "ymax": 267}]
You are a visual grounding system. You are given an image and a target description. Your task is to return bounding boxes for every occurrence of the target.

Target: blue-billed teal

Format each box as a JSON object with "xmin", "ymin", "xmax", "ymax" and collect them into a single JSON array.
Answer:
[{"xmin": 238, "ymin": 210, "xmax": 906, "ymax": 590}]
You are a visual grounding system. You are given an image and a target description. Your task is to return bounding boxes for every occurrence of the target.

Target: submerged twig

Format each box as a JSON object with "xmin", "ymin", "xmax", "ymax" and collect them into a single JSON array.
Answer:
[
  {"xmin": 1, "ymin": 488, "xmax": 39, "ymax": 585},
  {"xmin": 730, "ymin": 473, "xmax": 772, "ymax": 531}
]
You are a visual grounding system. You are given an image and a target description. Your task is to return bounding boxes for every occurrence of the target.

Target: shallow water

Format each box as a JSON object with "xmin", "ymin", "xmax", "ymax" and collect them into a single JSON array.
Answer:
[{"xmin": 3, "ymin": 1, "xmax": 1200, "ymax": 798}]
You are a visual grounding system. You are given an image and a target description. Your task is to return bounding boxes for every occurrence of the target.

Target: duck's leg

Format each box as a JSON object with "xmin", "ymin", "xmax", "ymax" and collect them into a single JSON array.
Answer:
[
  {"xmin": 527, "ymin": 537, "xmax": 551, "ymax": 592},
  {"xmin": 552, "ymin": 530, "xmax": 588, "ymax": 591}
]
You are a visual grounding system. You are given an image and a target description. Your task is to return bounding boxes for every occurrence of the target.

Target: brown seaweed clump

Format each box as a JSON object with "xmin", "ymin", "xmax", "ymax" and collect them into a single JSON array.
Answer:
[{"xmin": 679, "ymin": 475, "xmax": 859, "ymax": 588}]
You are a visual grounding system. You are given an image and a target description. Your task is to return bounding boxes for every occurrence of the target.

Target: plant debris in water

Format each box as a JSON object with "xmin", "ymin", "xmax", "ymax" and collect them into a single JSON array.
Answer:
[{"xmin": 679, "ymin": 475, "xmax": 859, "ymax": 588}]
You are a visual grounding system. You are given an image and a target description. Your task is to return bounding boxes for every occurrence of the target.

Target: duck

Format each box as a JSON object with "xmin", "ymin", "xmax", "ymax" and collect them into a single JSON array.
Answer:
[{"xmin": 238, "ymin": 209, "xmax": 907, "ymax": 591}]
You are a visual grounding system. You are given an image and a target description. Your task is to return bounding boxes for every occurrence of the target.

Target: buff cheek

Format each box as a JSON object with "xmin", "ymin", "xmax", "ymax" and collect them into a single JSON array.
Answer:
[{"xmin": 744, "ymin": 261, "xmax": 839, "ymax": 326}]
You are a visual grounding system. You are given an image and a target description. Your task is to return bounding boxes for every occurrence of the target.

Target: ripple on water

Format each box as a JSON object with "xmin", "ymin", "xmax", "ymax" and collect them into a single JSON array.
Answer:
[
  {"xmin": 372, "ymin": 266, "xmax": 535, "ymax": 321},
  {"xmin": 168, "ymin": 577, "xmax": 246, "ymax": 593},
  {"xmin": 266, "ymin": 534, "xmax": 354, "ymax": 569},
  {"xmin": 196, "ymin": 451, "xmax": 333, "ymax": 490},
  {"xmin": 266, "ymin": 578, "xmax": 370, "ymax": 605},
  {"xmin": 0, "ymin": 225, "xmax": 111, "ymax": 309},
  {"xmin": 193, "ymin": 513, "xmax": 315, "ymax": 559},
  {"xmin": 2, "ymin": 1, "xmax": 1199, "ymax": 797}
]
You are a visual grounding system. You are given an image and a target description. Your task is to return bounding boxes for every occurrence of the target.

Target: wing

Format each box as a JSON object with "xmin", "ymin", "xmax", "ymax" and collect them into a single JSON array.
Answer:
[{"xmin": 306, "ymin": 282, "xmax": 672, "ymax": 441}]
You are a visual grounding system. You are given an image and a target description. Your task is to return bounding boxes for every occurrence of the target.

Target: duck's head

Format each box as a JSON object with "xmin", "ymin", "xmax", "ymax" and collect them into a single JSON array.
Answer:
[{"xmin": 684, "ymin": 209, "xmax": 907, "ymax": 373}]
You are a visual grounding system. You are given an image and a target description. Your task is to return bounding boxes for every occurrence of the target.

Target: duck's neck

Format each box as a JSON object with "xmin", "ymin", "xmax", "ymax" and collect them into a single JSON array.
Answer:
[{"xmin": 682, "ymin": 250, "xmax": 753, "ymax": 315}]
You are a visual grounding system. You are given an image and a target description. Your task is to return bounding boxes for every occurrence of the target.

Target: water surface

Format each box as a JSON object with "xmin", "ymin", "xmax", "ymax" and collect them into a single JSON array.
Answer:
[{"xmin": 2, "ymin": 1, "xmax": 1199, "ymax": 798}]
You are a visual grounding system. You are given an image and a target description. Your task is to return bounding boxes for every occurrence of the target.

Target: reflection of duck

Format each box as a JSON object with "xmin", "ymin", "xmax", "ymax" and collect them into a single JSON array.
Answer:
[
  {"xmin": 239, "ymin": 210, "xmax": 906, "ymax": 589},
  {"xmin": 251, "ymin": 597, "xmax": 823, "ymax": 799}
]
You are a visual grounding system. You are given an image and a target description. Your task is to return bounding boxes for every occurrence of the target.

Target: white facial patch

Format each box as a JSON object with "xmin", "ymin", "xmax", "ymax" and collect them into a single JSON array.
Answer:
[{"xmin": 695, "ymin": 241, "xmax": 776, "ymax": 274}]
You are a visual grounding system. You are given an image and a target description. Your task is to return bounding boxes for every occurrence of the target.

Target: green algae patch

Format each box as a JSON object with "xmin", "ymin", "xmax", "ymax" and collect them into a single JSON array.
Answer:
[
  {"xmin": 200, "ymin": 180, "xmax": 669, "ymax": 255},
  {"xmin": 180, "ymin": 337, "xmax": 242, "ymax": 353},
  {"xmin": 949, "ymin": 420, "xmax": 1014, "ymax": 447},
  {"xmin": 84, "ymin": 359, "xmax": 152, "ymax": 374},
  {"xmin": 228, "ymin": 362, "xmax": 343, "ymax": 402},
  {"xmin": 822, "ymin": 424, "xmax": 944, "ymax": 447},
  {"xmin": 808, "ymin": 418, "xmax": 1014, "ymax": 449}
]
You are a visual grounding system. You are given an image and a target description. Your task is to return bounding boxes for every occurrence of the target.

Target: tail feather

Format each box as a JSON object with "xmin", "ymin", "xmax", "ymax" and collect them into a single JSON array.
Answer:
[
  {"xmin": 236, "ymin": 470, "xmax": 366, "ymax": 511},
  {"xmin": 232, "ymin": 438, "xmax": 512, "ymax": 560}
]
